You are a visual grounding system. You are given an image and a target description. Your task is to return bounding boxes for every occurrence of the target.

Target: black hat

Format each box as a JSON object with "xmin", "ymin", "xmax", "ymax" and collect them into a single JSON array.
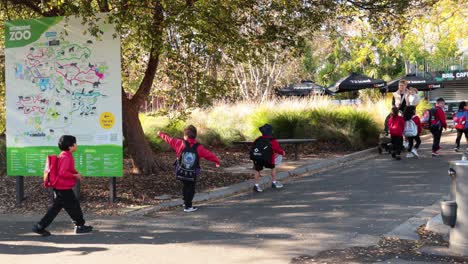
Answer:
[{"xmin": 259, "ymin": 124, "xmax": 273, "ymax": 136}]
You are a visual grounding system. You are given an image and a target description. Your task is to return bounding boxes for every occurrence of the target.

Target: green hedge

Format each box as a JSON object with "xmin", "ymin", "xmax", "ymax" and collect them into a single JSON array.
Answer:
[{"xmin": 142, "ymin": 101, "xmax": 380, "ymax": 150}]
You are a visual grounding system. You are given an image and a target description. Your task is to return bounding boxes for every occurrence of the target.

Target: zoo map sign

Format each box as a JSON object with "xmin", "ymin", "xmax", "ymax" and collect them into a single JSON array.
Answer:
[{"xmin": 5, "ymin": 14, "xmax": 123, "ymax": 177}]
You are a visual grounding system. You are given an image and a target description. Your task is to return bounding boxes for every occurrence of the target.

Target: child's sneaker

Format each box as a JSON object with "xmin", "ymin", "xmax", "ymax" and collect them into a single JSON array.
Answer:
[
  {"xmin": 411, "ymin": 148, "xmax": 419, "ymax": 157},
  {"xmin": 406, "ymin": 153, "xmax": 414, "ymax": 158},
  {"xmin": 183, "ymin": 207, "xmax": 198, "ymax": 212},
  {"xmin": 75, "ymin": 225, "xmax": 93, "ymax": 234},
  {"xmin": 272, "ymin": 181, "xmax": 283, "ymax": 189},
  {"xmin": 432, "ymin": 151, "xmax": 440, "ymax": 157},
  {"xmin": 253, "ymin": 185, "xmax": 263, "ymax": 193},
  {"xmin": 32, "ymin": 224, "xmax": 51, "ymax": 237},
  {"xmin": 454, "ymin": 147, "xmax": 460, "ymax": 152},
  {"xmin": 395, "ymin": 155, "xmax": 401, "ymax": 160}
]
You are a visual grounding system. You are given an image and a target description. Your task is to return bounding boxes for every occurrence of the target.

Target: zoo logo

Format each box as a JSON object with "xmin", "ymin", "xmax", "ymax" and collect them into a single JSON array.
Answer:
[{"xmin": 9, "ymin": 30, "xmax": 32, "ymax": 41}]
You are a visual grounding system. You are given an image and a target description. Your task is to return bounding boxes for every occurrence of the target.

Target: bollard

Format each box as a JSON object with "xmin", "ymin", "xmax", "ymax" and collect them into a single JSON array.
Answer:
[
  {"xmin": 448, "ymin": 160, "xmax": 468, "ymax": 255},
  {"xmin": 441, "ymin": 200, "xmax": 457, "ymax": 227}
]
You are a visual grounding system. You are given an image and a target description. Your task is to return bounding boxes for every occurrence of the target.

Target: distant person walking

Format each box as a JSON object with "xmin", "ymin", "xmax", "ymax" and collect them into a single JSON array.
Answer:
[
  {"xmin": 453, "ymin": 101, "xmax": 468, "ymax": 152},
  {"xmin": 431, "ymin": 98, "xmax": 447, "ymax": 157},
  {"xmin": 388, "ymin": 107, "xmax": 405, "ymax": 160},
  {"xmin": 392, "ymin": 80, "xmax": 409, "ymax": 112},
  {"xmin": 250, "ymin": 124, "xmax": 285, "ymax": 192},
  {"xmin": 33, "ymin": 135, "xmax": 93, "ymax": 236},
  {"xmin": 403, "ymin": 106, "xmax": 422, "ymax": 158},
  {"xmin": 158, "ymin": 125, "xmax": 220, "ymax": 212}
]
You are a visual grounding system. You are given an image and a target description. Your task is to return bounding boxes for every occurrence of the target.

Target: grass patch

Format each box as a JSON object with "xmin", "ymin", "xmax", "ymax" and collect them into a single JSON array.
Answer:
[{"xmin": 142, "ymin": 96, "xmax": 383, "ymax": 150}]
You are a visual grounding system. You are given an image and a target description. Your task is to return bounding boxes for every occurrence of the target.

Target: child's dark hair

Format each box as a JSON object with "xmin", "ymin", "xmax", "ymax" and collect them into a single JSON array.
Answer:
[
  {"xmin": 403, "ymin": 106, "xmax": 416, "ymax": 121},
  {"xmin": 184, "ymin": 125, "xmax": 197, "ymax": 139},
  {"xmin": 58, "ymin": 135, "xmax": 77, "ymax": 151},
  {"xmin": 391, "ymin": 106, "xmax": 399, "ymax": 116},
  {"xmin": 436, "ymin": 97, "xmax": 445, "ymax": 103},
  {"xmin": 458, "ymin": 101, "xmax": 467, "ymax": 111}
]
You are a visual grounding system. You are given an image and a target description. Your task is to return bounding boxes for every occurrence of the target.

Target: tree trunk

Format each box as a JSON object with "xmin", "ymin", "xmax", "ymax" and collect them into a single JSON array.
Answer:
[
  {"xmin": 122, "ymin": 2, "xmax": 164, "ymax": 175},
  {"xmin": 122, "ymin": 94, "xmax": 158, "ymax": 174}
]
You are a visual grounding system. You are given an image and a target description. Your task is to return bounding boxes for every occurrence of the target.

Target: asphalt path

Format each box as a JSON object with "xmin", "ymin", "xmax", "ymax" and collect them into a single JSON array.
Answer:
[{"xmin": 0, "ymin": 133, "xmax": 462, "ymax": 264}]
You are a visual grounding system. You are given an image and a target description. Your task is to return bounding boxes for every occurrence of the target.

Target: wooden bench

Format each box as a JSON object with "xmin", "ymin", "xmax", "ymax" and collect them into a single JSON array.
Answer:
[{"xmin": 232, "ymin": 138, "xmax": 316, "ymax": 160}]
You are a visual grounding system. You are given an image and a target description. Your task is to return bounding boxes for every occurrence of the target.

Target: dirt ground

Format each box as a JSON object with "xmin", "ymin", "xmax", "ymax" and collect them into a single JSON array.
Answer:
[{"xmin": 0, "ymin": 140, "xmax": 351, "ymax": 215}]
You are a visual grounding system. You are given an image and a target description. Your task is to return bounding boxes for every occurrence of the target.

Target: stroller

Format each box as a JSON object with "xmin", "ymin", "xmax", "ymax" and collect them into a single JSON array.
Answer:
[
  {"xmin": 378, "ymin": 114, "xmax": 392, "ymax": 154},
  {"xmin": 378, "ymin": 132, "xmax": 392, "ymax": 154}
]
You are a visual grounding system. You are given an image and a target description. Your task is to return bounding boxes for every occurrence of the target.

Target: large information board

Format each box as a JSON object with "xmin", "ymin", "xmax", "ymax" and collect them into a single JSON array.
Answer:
[{"xmin": 5, "ymin": 14, "xmax": 122, "ymax": 177}]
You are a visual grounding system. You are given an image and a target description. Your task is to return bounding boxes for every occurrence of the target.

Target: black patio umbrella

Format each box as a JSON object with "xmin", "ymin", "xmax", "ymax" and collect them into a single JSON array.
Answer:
[
  {"xmin": 386, "ymin": 74, "xmax": 443, "ymax": 92},
  {"xmin": 327, "ymin": 73, "xmax": 386, "ymax": 93},
  {"xmin": 277, "ymin": 80, "xmax": 334, "ymax": 96}
]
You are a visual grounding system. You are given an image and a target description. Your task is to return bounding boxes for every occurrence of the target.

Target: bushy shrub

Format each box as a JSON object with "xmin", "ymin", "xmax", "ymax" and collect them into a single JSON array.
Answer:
[{"xmin": 141, "ymin": 96, "xmax": 382, "ymax": 150}]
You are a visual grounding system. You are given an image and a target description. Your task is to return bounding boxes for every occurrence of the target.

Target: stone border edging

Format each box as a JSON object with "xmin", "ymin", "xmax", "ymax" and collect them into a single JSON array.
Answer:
[{"xmin": 127, "ymin": 147, "xmax": 378, "ymax": 217}]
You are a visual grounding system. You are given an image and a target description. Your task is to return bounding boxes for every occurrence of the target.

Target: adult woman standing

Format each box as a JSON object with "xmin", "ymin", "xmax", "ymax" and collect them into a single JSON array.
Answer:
[{"xmin": 392, "ymin": 80, "xmax": 410, "ymax": 112}]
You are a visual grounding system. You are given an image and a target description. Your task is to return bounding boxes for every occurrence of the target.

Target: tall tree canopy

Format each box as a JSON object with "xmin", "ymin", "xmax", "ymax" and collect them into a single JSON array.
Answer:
[{"xmin": 0, "ymin": 0, "xmax": 432, "ymax": 173}]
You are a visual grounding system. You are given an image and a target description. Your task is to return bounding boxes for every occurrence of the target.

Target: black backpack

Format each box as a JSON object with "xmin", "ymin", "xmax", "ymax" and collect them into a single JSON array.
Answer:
[
  {"xmin": 249, "ymin": 137, "xmax": 272, "ymax": 163},
  {"xmin": 174, "ymin": 141, "xmax": 200, "ymax": 182}
]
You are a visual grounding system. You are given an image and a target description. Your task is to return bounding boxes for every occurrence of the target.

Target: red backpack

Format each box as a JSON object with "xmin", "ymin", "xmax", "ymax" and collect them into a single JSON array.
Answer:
[
  {"xmin": 43, "ymin": 155, "xmax": 59, "ymax": 188},
  {"xmin": 453, "ymin": 112, "xmax": 467, "ymax": 130}
]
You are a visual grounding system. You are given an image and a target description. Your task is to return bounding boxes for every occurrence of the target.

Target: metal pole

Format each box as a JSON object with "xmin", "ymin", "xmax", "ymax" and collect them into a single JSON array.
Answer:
[
  {"xmin": 15, "ymin": 176, "xmax": 24, "ymax": 204},
  {"xmin": 109, "ymin": 177, "xmax": 116, "ymax": 203}
]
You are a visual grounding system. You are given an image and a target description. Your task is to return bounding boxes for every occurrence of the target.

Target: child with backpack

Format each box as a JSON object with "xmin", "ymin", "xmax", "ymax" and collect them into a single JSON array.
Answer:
[
  {"xmin": 430, "ymin": 98, "xmax": 447, "ymax": 156},
  {"xmin": 453, "ymin": 101, "xmax": 468, "ymax": 152},
  {"xmin": 403, "ymin": 106, "xmax": 422, "ymax": 158},
  {"xmin": 158, "ymin": 125, "xmax": 220, "ymax": 212},
  {"xmin": 388, "ymin": 107, "xmax": 405, "ymax": 160},
  {"xmin": 250, "ymin": 124, "xmax": 285, "ymax": 192},
  {"xmin": 33, "ymin": 135, "xmax": 93, "ymax": 236}
]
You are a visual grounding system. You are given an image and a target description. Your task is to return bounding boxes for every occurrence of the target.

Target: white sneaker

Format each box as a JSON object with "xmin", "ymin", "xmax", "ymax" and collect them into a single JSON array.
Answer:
[
  {"xmin": 253, "ymin": 185, "xmax": 263, "ymax": 192},
  {"xmin": 406, "ymin": 153, "xmax": 414, "ymax": 158},
  {"xmin": 272, "ymin": 181, "xmax": 283, "ymax": 189},
  {"xmin": 183, "ymin": 207, "xmax": 198, "ymax": 212},
  {"xmin": 411, "ymin": 148, "xmax": 419, "ymax": 157}
]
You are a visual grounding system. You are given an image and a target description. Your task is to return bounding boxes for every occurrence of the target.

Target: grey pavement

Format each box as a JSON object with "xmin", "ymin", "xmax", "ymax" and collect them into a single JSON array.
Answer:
[{"xmin": 0, "ymin": 132, "xmax": 465, "ymax": 264}]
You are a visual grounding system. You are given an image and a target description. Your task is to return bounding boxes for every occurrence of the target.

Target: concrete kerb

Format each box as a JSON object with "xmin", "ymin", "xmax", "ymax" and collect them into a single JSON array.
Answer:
[{"xmin": 127, "ymin": 147, "xmax": 378, "ymax": 217}]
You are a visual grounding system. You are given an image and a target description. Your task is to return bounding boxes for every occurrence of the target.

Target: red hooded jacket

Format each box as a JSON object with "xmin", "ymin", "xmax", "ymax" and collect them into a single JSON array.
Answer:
[
  {"xmin": 388, "ymin": 115, "xmax": 405, "ymax": 137},
  {"xmin": 434, "ymin": 106, "xmax": 447, "ymax": 129},
  {"xmin": 54, "ymin": 151, "xmax": 78, "ymax": 190},
  {"xmin": 158, "ymin": 132, "xmax": 220, "ymax": 166}
]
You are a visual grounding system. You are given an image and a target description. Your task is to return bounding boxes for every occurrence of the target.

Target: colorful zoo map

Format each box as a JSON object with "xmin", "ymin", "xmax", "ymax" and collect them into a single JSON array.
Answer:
[{"xmin": 5, "ymin": 14, "xmax": 122, "ymax": 176}]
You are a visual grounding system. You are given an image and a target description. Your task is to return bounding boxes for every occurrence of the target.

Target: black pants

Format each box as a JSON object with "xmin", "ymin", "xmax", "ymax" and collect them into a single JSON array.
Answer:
[
  {"xmin": 431, "ymin": 127, "xmax": 443, "ymax": 152},
  {"xmin": 38, "ymin": 189, "xmax": 85, "ymax": 228},
  {"xmin": 182, "ymin": 180, "xmax": 196, "ymax": 208},
  {"xmin": 455, "ymin": 129, "xmax": 468, "ymax": 148},
  {"xmin": 407, "ymin": 135, "xmax": 421, "ymax": 151},
  {"xmin": 391, "ymin": 136, "xmax": 403, "ymax": 156}
]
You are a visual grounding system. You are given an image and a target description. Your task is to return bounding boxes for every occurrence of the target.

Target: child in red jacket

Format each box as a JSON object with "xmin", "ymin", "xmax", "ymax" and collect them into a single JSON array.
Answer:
[
  {"xmin": 33, "ymin": 135, "xmax": 92, "ymax": 236},
  {"xmin": 158, "ymin": 125, "xmax": 220, "ymax": 212},
  {"xmin": 251, "ymin": 124, "xmax": 286, "ymax": 192},
  {"xmin": 388, "ymin": 107, "xmax": 405, "ymax": 160},
  {"xmin": 431, "ymin": 97, "xmax": 447, "ymax": 156}
]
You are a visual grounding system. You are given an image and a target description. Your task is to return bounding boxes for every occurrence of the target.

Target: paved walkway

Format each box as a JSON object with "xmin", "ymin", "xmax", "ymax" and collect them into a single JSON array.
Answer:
[{"xmin": 0, "ymin": 132, "xmax": 464, "ymax": 264}]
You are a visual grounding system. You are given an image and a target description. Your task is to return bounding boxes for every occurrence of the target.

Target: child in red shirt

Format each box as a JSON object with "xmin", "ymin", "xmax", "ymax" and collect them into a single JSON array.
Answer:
[
  {"xmin": 158, "ymin": 125, "xmax": 220, "ymax": 212},
  {"xmin": 388, "ymin": 107, "xmax": 405, "ymax": 160},
  {"xmin": 251, "ymin": 124, "xmax": 286, "ymax": 192},
  {"xmin": 33, "ymin": 135, "xmax": 92, "ymax": 236}
]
